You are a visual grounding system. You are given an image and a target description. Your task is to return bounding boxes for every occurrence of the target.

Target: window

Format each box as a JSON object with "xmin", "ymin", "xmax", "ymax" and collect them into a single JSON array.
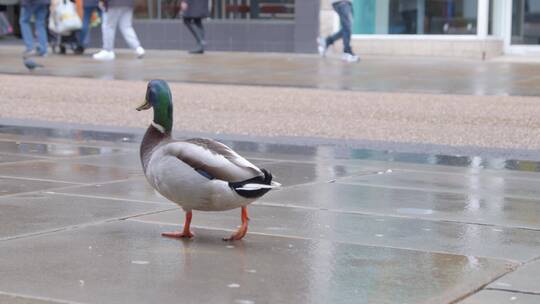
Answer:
[
  {"xmin": 511, "ymin": 0, "xmax": 540, "ymax": 44},
  {"xmin": 134, "ymin": 0, "xmax": 295, "ymax": 20},
  {"xmin": 352, "ymin": 0, "xmax": 478, "ymax": 35}
]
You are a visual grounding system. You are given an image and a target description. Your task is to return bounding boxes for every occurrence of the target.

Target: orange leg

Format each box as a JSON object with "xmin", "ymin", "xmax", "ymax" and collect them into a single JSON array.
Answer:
[
  {"xmin": 223, "ymin": 206, "xmax": 249, "ymax": 241},
  {"xmin": 162, "ymin": 210, "xmax": 194, "ymax": 238}
]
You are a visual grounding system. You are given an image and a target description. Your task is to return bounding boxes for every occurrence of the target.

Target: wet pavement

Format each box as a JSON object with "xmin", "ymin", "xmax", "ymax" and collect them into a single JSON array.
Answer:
[
  {"xmin": 2, "ymin": 45, "xmax": 540, "ymax": 96},
  {"xmin": 1, "ymin": 123, "xmax": 539, "ymax": 304}
]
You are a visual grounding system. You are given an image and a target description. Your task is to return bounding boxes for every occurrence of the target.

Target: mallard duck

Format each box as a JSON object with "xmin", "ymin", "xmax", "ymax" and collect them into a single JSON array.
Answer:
[{"xmin": 137, "ymin": 80, "xmax": 280, "ymax": 241}]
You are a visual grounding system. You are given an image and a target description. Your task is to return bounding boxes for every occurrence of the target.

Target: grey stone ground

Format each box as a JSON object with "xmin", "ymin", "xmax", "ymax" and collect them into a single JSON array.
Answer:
[{"xmin": 1, "ymin": 44, "xmax": 540, "ymax": 304}]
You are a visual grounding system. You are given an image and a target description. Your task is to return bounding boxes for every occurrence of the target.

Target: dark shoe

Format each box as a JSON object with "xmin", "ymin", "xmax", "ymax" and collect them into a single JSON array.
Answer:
[
  {"xmin": 188, "ymin": 47, "xmax": 204, "ymax": 54},
  {"xmin": 74, "ymin": 46, "xmax": 85, "ymax": 55}
]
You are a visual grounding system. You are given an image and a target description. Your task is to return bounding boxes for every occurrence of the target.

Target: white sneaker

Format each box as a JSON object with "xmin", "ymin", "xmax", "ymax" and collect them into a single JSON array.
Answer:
[
  {"xmin": 342, "ymin": 53, "xmax": 359, "ymax": 63},
  {"xmin": 135, "ymin": 46, "xmax": 145, "ymax": 59},
  {"xmin": 93, "ymin": 50, "xmax": 115, "ymax": 61},
  {"xmin": 317, "ymin": 37, "xmax": 327, "ymax": 57}
]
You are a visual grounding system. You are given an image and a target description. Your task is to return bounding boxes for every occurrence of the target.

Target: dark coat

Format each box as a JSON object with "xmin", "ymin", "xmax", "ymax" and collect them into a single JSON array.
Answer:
[{"xmin": 183, "ymin": 0, "xmax": 209, "ymax": 18}]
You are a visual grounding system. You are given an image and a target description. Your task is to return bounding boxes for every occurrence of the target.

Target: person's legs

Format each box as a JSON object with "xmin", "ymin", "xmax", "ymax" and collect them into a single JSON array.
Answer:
[
  {"xmin": 34, "ymin": 4, "xmax": 48, "ymax": 55},
  {"xmin": 102, "ymin": 8, "xmax": 119, "ymax": 51},
  {"xmin": 117, "ymin": 7, "xmax": 141, "ymax": 49},
  {"xmin": 80, "ymin": 7, "xmax": 95, "ymax": 47},
  {"xmin": 19, "ymin": 4, "xmax": 35, "ymax": 53},
  {"xmin": 93, "ymin": 7, "xmax": 118, "ymax": 59},
  {"xmin": 193, "ymin": 18, "xmax": 205, "ymax": 43},
  {"xmin": 183, "ymin": 17, "xmax": 204, "ymax": 53},
  {"xmin": 338, "ymin": 1, "xmax": 353, "ymax": 54},
  {"xmin": 183, "ymin": 18, "xmax": 199, "ymax": 43}
]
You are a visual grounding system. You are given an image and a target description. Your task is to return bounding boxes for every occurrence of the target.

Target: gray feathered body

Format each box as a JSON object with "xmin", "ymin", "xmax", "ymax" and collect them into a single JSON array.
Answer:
[{"xmin": 140, "ymin": 125, "xmax": 274, "ymax": 211}]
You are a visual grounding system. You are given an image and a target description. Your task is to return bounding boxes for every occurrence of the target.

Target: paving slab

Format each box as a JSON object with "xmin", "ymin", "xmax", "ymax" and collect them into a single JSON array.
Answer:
[
  {"xmin": 0, "ymin": 294, "xmax": 64, "ymax": 304},
  {"xmin": 339, "ymin": 169, "xmax": 540, "ymax": 200},
  {"xmin": 0, "ymin": 160, "xmax": 137, "ymax": 184},
  {"xmin": 130, "ymin": 204, "xmax": 540, "ymax": 262},
  {"xmin": 0, "ymin": 220, "xmax": 517, "ymax": 304},
  {"xmin": 0, "ymin": 177, "xmax": 75, "ymax": 197},
  {"xmin": 460, "ymin": 290, "xmax": 540, "ymax": 304},
  {"xmin": 0, "ymin": 192, "xmax": 170, "ymax": 240},
  {"xmin": 0, "ymin": 141, "xmax": 126, "ymax": 159},
  {"xmin": 0, "ymin": 153, "xmax": 41, "ymax": 164},
  {"xmin": 487, "ymin": 259, "xmax": 540, "ymax": 294},
  {"xmin": 55, "ymin": 178, "xmax": 171, "ymax": 204},
  {"xmin": 262, "ymin": 183, "xmax": 540, "ymax": 229}
]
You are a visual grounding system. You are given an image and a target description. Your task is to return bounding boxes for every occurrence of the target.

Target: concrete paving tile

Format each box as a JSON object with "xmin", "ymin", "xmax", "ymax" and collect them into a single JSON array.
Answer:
[
  {"xmin": 0, "ymin": 293, "xmax": 67, "ymax": 304},
  {"xmin": 488, "ymin": 259, "xmax": 540, "ymax": 293},
  {"xmin": 55, "ymin": 178, "xmax": 170, "ymax": 204},
  {"xmin": 0, "ymin": 177, "xmax": 75, "ymax": 197},
  {"xmin": 0, "ymin": 193, "xmax": 170, "ymax": 240},
  {"xmin": 0, "ymin": 141, "xmax": 125, "ymax": 159},
  {"xmin": 340, "ymin": 170, "xmax": 540, "ymax": 200},
  {"xmin": 460, "ymin": 290, "xmax": 540, "ymax": 304},
  {"xmin": 130, "ymin": 205, "xmax": 540, "ymax": 262},
  {"xmin": 0, "ymin": 153, "xmax": 40, "ymax": 164},
  {"xmin": 0, "ymin": 221, "xmax": 516, "ymax": 304},
  {"xmin": 262, "ymin": 183, "xmax": 540, "ymax": 229},
  {"xmin": 337, "ymin": 158, "xmax": 540, "ymax": 181},
  {"xmin": 63, "ymin": 152, "xmax": 142, "ymax": 171},
  {"xmin": 0, "ymin": 161, "xmax": 136, "ymax": 184}
]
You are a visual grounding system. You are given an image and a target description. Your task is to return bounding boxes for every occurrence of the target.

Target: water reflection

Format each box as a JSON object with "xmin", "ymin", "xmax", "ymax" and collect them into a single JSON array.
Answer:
[{"xmin": 3, "ymin": 123, "xmax": 540, "ymax": 173}]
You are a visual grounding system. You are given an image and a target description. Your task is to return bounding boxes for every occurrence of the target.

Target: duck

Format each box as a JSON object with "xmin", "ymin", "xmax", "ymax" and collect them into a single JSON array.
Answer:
[{"xmin": 137, "ymin": 79, "xmax": 280, "ymax": 241}]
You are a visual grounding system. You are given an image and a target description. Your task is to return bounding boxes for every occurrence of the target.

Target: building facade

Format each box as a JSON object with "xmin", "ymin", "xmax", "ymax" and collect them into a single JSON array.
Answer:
[
  {"xmin": 2, "ymin": 0, "xmax": 540, "ymax": 58},
  {"xmin": 87, "ymin": 0, "xmax": 320, "ymax": 53},
  {"xmin": 321, "ymin": 0, "xmax": 540, "ymax": 58}
]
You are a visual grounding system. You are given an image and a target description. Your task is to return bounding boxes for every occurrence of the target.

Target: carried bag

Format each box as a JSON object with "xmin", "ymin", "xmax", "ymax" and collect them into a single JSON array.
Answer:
[
  {"xmin": 0, "ymin": 12, "xmax": 13, "ymax": 36},
  {"xmin": 49, "ymin": 0, "xmax": 83, "ymax": 35}
]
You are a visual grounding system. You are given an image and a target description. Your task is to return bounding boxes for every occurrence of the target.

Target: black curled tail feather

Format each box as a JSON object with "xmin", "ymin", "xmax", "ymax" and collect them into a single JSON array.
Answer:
[{"xmin": 229, "ymin": 169, "xmax": 273, "ymax": 199}]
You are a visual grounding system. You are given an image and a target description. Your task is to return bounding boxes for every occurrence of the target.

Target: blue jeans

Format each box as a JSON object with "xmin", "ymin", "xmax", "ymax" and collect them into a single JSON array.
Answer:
[
  {"xmin": 79, "ymin": 6, "xmax": 101, "ymax": 48},
  {"xmin": 19, "ymin": 3, "xmax": 48, "ymax": 54},
  {"xmin": 326, "ymin": 1, "xmax": 353, "ymax": 54}
]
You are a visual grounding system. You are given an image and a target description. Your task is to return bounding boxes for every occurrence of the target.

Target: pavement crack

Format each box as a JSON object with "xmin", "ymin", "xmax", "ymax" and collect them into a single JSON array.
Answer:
[{"xmin": 484, "ymin": 288, "xmax": 540, "ymax": 296}]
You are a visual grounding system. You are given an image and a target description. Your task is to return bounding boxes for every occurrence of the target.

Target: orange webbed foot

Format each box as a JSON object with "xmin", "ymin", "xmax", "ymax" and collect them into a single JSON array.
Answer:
[
  {"xmin": 223, "ymin": 206, "xmax": 249, "ymax": 241},
  {"xmin": 162, "ymin": 210, "xmax": 193, "ymax": 239}
]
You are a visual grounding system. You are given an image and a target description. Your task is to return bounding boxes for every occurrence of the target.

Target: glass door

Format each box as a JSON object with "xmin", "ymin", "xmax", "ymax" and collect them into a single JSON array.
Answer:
[{"xmin": 511, "ymin": 0, "xmax": 540, "ymax": 45}]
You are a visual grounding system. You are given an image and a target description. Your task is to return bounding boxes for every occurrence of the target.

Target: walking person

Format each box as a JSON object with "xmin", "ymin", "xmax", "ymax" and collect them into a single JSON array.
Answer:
[
  {"xmin": 19, "ymin": 0, "xmax": 50, "ymax": 57},
  {"xmin": 76, "ymin": 0, "xmax": 101, "ymax": 54},
  {"xmin": 181, "ymin": 0, "xmax": 209, "ymax": 54},
  {"xmin": 93, "ymin": 0, "xmax": 144, "ymax": 60},
  {"xmin": 318, "ymin": 0, "xmax": 359, "ymax": 62}
]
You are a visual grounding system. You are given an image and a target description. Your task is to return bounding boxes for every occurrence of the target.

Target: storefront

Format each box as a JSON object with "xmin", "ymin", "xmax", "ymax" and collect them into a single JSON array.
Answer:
[
  {"xmin": 94, "ymin": 0, "xmax": 319, "ymax": 52},
  {"xmin": 321, "ymin": 0, "xmax": 540, "ymax": 58}
]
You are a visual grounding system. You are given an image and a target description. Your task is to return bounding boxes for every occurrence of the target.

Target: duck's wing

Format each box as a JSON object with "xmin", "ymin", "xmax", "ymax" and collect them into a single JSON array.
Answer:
[{"xmin": 163, "ymin": 138, "xmax": 262, "ymax": 182}]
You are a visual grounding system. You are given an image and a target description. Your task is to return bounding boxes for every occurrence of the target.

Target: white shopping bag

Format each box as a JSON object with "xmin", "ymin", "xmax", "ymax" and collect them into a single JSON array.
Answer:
[{"xmin": 48, "ymin": 0, "xmax": 82, "ymax": 35}]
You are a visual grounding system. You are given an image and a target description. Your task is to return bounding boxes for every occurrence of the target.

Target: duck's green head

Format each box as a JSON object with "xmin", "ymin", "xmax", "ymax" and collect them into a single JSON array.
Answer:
[{"xmin": 137, "ymin": 80, "xmax": 173, "ymax": 133}]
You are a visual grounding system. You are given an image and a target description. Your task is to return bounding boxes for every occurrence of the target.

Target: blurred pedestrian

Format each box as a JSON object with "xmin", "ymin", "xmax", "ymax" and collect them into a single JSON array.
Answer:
[
  {"xmin": 181, "ymin": 0, "xmax": 209, "ymax": 54},
  {"xmin": 19, "ymin": 0, "xmax": 50, "ymax": 57},
  {"xmin": 317, "ymin": 0, "xmax": 359, "ymax": 62},
  {"xmin": 76, "ymin": 0, "xmax": 101, "ymax": 54},
  {"xmin": 93, "ymin": 0, "xmax": 144, "ymax": 60}
]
